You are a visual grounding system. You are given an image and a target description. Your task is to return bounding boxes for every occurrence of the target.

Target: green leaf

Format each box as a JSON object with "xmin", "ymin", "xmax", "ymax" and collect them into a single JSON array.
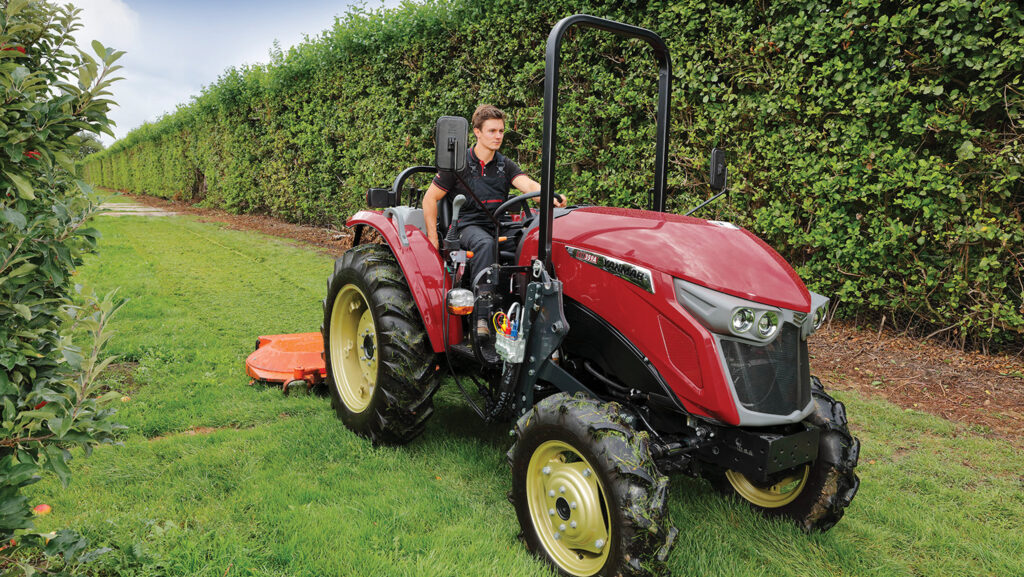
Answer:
[
  {"xmin": 78, "ymin": 63, "xmax": 96, "ymax": 88},
  {"xmin": 10, "ymin": 65, "xmax": 30, "ymax": 84},
  {"xmin": 91, "ymin": 39, "xmax": 107, "ymax": 60},
  {"xmin": 8, "ymin": 262, "xmax": 38, "ymax": 277},
  {"xmin": 2, "ymin": 207, "xmax": 27, "ymax": 229},
  {"xmin": 0, "ymin": 460, "xmax": 40, "ymax": 487},
  {"xmin": 44, "ymin": 445, "xmax": 72, "ymax": 487},
  {"xmin": 53, "ymin": 150, "xmax": 75, "ymax": 173},
  {"xmin": 956, "ymin": 140, "xmax": 977, "ymax": 161},
  {"xmin": 13, "ymin": 304, "xmax": 32, "ymax": 320},
  {"xmin": 76, "ymin": 180, "xmax": 95, "ymax": 196},
  {"xmin": 6, "ymin": 0, "xmax": 30, "ymax": 17},
  {"xmin": 4, "ymin": 171, "xmax": 35, "ymax": 200},
  {"xmin": 63, "ymin": 347, "xmax": 84, "ymax": 371}
]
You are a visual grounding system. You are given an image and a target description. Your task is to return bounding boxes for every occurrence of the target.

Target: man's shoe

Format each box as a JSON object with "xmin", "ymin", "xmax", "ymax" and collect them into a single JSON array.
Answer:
[{"xmin": 476, "ymin": 317, "xmax": 491, "ymax": 342}]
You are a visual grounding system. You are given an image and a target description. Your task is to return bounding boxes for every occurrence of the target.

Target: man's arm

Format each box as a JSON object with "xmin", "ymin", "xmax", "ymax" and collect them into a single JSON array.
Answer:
[
  {"xmin": 512, "ymin": 175, "xmax": 566, "ymax": 207},
  {"xmin": 421, "ymin": 182, "xmax": 447, "ymax": 250}
]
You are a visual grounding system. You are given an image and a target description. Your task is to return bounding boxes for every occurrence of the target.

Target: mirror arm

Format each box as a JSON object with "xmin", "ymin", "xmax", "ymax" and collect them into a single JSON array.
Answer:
[{"xmin": 684, "ymin": 174, "xmax": 728, "ymax": 217}]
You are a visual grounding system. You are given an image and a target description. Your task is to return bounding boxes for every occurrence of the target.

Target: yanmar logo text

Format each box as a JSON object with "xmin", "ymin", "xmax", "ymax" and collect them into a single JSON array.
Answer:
[{"xmin": 565, "ymin": 246, "xmax": 654, "ymax": 294}]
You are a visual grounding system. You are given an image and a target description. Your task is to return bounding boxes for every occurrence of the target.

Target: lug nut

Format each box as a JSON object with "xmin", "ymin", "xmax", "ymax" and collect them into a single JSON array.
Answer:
[
  {"xmin": 570, "ymin": 501, "xmax": 577, "ymax": 510},
  {"xmin": 570, "ymin": 521, "xmax": 577, "ymax": 529},
  {"xmin": 549, "ymin": 490, "xmax": 556, "ymax": 497},
  {"xmin": 595, "ymin": 539, "xmax": 605, "ymax": 549},
  {"xmin": 583, "ymin": 468, "xmax": 591, "ymax": 478},
  {"xmin": 559, "ymin": 524, "xmax": 566, "ymax": 532},
  {"xmin": 549, "ymin": 508, "xmax": 555, "ymax": 516},
  {"xmin": 559, "ymin": 485, "xmax": 566, "ymax": 494},
  {"xmin": 542, "ymin": 466, "xmax": 551, "ymax": 475},
  {"xmin": 554, "ymin": 532, "xmax": 561, "ymax": 540}
]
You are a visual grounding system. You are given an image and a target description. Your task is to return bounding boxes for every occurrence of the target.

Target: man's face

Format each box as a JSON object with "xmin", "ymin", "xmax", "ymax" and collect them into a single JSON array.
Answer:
[{"xmin": 474, "ymin": 118, "xmax": 505, "ymax": 152}]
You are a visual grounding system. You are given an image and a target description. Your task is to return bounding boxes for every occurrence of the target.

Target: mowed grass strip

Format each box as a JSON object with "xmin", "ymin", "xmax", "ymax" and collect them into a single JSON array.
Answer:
[{"xmin": 29, "ymin": 212, "xmax": 1024, "ymax": 576}]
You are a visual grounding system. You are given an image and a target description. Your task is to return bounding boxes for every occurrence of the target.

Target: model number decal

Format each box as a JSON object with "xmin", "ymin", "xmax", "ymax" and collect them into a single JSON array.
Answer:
[{"xmin": 565, "ymin": 246, "xmax": 655, "ymax": 294}]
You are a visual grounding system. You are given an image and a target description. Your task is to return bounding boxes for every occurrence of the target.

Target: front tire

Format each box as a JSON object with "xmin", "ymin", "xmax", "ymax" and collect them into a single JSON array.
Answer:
[
  {"xmin": 710, "ymin": 377, "xmax": 860, "ymax": 532},
  {"xmin": 322, "ymin": 243, "xmax": 439, "ymax": 445},
  {"xmin": 508, "ymin": 393, "xmax": 677, "ymax": 577}
]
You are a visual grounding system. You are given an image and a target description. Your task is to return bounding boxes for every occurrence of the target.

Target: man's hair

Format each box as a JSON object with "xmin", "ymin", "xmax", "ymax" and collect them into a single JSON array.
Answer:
[{"xmin": 472, "ymin": 105, "xmax": 505, "ymax": 130}]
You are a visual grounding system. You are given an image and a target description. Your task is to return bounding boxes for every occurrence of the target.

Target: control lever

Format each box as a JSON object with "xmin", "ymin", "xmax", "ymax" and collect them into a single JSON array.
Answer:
[{"xmin": 444, "ymin": 194, "xmax": 466, "ymax": 251}]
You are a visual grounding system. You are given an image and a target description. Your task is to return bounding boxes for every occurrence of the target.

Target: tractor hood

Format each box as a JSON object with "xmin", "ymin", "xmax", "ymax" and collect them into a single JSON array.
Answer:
[{"xmin": 550, "ymin": 206, "xmax": 810, "ymax": 312}]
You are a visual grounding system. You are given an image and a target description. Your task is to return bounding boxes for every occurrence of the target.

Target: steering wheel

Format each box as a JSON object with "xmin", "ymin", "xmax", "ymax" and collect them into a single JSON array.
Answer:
[
  {"xmin": 493, "ymin": 191, "xmax": 541, "ymax": 221},
  {"xmin": 492, "ymin": 191, "xmax": 566, "ymax": 221}
]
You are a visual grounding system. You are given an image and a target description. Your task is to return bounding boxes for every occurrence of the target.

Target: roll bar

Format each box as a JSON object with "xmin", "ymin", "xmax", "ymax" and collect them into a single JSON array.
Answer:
[{"xmin": 537, "ymin": 14, "xmax": 672, "ymax": 274}]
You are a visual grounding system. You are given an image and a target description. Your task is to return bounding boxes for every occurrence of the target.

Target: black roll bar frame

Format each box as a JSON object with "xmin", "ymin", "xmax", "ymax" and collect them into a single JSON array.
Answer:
[{"xmin": 537, "ymin": 14, "xmax": 672, "ymax": 274}]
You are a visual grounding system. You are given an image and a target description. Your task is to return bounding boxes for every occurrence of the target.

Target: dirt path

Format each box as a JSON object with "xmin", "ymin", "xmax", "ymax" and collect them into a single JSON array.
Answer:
[
  {"xmin": 112, "ymin": 193, "xmax": 1024, "ymax": 446},
  {"xmin": 99, "ymin": 202, "xmax": 179, "ymax": 216}
]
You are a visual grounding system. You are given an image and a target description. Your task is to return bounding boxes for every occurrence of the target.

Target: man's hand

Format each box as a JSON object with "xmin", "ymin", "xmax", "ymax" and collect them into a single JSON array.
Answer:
[
  {"xmin": 422, "ymin": 182, "xmax": 447, "ymax": 252},
  {"xmin": 512, "ymin": 175, "xmax": 566, "ymax": 207}
]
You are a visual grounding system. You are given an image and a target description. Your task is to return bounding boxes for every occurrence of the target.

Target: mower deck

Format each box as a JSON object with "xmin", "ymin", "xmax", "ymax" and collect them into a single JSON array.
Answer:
[{"xmin": 245, "ymin": 332, "xmax": 325, "ymax": 394}]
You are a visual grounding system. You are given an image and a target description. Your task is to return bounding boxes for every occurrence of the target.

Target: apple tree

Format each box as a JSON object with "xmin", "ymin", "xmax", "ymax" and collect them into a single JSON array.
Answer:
[{"xmin": 2, "ymin": 0, "xmax": 125, "ymax": 572}]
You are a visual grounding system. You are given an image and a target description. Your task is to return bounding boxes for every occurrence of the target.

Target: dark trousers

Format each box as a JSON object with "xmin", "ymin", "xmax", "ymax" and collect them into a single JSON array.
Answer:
[{"xmin": 459, "ymin": 224, "xmax": 498, "ymax": 293}]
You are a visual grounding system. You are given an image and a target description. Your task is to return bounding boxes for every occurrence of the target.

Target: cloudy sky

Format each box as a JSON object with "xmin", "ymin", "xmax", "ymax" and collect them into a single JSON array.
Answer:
[{"xmin": 72, "ymin": 0, "xmax": 395, "ymax": 145}]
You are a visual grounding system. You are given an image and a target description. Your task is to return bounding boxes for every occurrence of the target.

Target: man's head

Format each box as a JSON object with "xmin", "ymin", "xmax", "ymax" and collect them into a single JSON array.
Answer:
[{"xmin": 472, "ymin": 104, "xmax": 505, "ymax": 154}]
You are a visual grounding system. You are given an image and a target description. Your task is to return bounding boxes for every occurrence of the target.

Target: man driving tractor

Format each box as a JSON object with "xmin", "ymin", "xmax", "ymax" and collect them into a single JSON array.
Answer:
[{"xmin": 421, "ymin": 104, "xmax": 566, "ymax": 340}]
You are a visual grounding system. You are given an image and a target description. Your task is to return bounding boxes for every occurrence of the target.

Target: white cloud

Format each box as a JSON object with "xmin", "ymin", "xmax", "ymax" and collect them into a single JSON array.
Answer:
[
  {"xmin": 65, "ymin": 1, "xmax": 406, "ymax": 146},
  {"xmin": 69, "ymin": 0, "xmax": 142, "ymax": 144},
  {"xmin": 71, "ymin": 0, "xmax": 141, "ymax": 52}
]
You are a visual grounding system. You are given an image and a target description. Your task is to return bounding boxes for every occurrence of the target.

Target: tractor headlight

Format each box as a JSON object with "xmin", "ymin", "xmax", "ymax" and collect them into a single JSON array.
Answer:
[
  {"xmin": 757, "ymin": 311, "xmax": 780, "ymax": 339},
  {"xmin": 731, "ymin": 308, "xmax": 755, "ymax": 334},
  {"xmin": 812, "ymin": 305, "xmax": 826, "ymax": 330}
]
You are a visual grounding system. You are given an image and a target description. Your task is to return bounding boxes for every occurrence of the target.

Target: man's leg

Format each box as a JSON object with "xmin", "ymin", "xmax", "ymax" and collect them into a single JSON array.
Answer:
[{"xmin": 459, "ymin": 225, "xmax": 498, "ymax": 340}]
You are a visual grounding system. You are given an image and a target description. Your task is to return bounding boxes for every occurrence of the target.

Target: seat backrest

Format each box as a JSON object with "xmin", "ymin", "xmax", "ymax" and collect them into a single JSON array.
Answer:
[{"xmin": 436, "ymin": 193, "xmax": 453, "ymax": 240}]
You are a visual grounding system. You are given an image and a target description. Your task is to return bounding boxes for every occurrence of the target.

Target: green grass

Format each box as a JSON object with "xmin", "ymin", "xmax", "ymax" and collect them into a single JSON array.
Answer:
[{"xmin": 30, "ymin": 213, "xmax": 1024, "ymax": 576}]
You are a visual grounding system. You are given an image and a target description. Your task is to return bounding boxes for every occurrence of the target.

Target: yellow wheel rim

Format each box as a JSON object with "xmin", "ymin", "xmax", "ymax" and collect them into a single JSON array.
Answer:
[
  {"xmin": 329, "ymin": 284, "xmax": 378, "ymax": 413},
  {"xmin": 725, "ymin": 466, "xmax": 810, "ymax": 508},
  {"xmin": 526, "ymin": 440, "xmax": 611, "ymax": 576}
]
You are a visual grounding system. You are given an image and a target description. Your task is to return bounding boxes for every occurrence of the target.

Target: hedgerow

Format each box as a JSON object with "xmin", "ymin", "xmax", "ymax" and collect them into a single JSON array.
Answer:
[{"xmin": 83, "ymin": 0, "xmax": 1023, "ymax": 346}]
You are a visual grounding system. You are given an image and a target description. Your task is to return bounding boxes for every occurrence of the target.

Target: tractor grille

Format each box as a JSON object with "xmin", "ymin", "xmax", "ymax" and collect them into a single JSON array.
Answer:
[{"xmin": 720, "ymin": 323, "xmax": 810, "ymax": 416}]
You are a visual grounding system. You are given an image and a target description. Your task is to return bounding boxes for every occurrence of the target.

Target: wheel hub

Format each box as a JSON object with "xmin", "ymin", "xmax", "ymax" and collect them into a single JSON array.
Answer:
[
  {"xmin": 555, "ymin": 497, "xmax": 571, "ymax": 521},
  {"xmin": 726, "ymin": 466, "xmax": 810, "ymax": 508},
  {"xmin": 329, "ymin": 285, "xmax": 378, "ymax": 413},
  {"xmin": 527, "ymin": 440, "xmax": 610, "ymax": 576}
]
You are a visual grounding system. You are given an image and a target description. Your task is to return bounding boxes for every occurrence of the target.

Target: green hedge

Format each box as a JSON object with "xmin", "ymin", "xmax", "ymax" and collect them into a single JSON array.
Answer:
[{"xmin": 84, "ymin": 0, "xmax": 1024, "ymax": 345}]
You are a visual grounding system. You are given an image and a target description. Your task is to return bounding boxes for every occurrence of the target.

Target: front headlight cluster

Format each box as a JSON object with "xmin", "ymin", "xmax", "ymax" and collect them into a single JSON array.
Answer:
[
  {"xmin": 674, "ymin": 278, "xmax": 831, "ymax": 343},
  {"xmin": 730, "ymin": 308, "xmax": 780, "ymax": 340}
]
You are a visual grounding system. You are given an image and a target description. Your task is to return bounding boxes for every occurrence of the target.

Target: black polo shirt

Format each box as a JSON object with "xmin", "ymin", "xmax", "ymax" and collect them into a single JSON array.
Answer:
[{"xmin": 432, "ymin": 147, "xmax": 528, "ymax": 207}]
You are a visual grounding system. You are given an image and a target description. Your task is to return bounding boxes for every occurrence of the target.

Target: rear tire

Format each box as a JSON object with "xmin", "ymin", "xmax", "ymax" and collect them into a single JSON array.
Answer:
[
  {"xmin": 322, "ymin": 243, "xmax": 439, "ymax": 445},
  {"xmin": 708, "ymin": 377, "xmax": 860, "ymax": 532},
  {"xmin": 508, "ymin": 393, "xmax": 677, "ymax": 577}
]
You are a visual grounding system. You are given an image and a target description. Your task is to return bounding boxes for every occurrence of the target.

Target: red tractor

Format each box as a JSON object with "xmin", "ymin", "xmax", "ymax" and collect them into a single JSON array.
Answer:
[{"xmin": 321, "ymin": 14, "xmax": 859, "ymax": 577}]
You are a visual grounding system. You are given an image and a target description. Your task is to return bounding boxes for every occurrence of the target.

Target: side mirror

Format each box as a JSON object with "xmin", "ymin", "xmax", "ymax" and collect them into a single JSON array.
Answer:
[
  {"xmin": 709, "ymin": 147, "xmax": 727, "ymax": 192},
  {"xmin": 435, "ymin": 116, "xmax": 468, "ymax": 172},
  {"xmin": 366, "ymin": 187, "xmax": 397, "ymax": 208}
]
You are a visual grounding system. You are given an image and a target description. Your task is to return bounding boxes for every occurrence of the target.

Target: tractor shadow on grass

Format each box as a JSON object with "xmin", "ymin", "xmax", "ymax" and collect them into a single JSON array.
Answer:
[{"xmin": 425, "ymin": 381, "xmax": 517, "ymax": 452}]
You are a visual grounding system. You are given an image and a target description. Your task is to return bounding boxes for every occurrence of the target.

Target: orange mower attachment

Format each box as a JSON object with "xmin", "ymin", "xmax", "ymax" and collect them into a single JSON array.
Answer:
[{"xmin": 245, "ymin": 333, "xmax": 326, "ymax": 395}]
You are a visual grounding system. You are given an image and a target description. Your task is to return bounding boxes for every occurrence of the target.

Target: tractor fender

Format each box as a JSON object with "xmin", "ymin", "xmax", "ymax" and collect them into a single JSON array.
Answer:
[{"xmin": 347, "ymin": 210, "xmax": 448, "ymax": 353}]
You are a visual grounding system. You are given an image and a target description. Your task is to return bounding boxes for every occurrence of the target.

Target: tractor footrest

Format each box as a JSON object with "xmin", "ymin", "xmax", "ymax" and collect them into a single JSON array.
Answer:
[
  {"xmin": 245, "ymin": 333, "xmax": 326, "ymax": 391},
  {"xmin": 448, "ymin": 342, "xmax": 500, "ymax": 364}
]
